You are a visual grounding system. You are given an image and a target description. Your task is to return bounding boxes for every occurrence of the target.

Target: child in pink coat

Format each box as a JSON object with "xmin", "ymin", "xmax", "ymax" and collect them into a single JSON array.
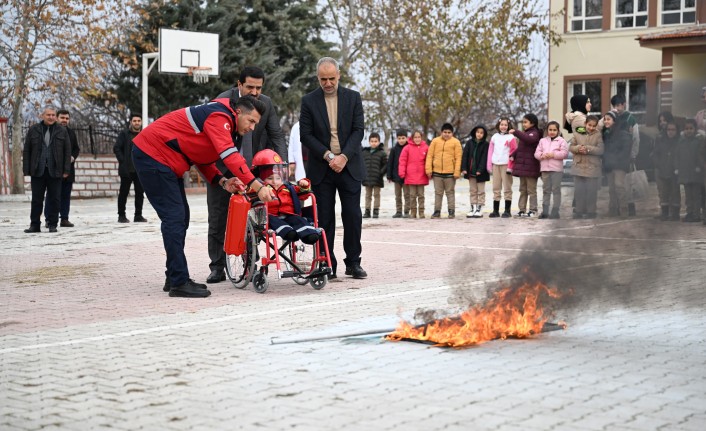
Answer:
[
  {"xmin": 398, "ymin": 131, "xmax": 429, "ymax": 218},
  {"xmin": 534, "ymin": 121, "xmax": 569, "ymax": 219}
]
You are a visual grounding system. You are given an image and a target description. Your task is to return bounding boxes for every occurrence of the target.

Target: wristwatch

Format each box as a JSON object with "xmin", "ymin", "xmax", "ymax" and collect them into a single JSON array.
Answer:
[{"xmin": 326, "ymin": 152, "xmax": 335, "ymax": 161}]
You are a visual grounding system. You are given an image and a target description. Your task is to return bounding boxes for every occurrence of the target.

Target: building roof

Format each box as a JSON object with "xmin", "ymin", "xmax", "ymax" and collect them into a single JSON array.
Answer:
[{"xmin": 637, "ymin": 24, "xmax": 706, "ymax": 47}]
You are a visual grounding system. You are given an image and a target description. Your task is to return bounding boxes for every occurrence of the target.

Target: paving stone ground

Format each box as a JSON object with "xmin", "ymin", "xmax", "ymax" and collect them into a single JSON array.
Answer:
[{"xmin": 1, "ymin": 182, "xmax": 705, "ymax": 431}]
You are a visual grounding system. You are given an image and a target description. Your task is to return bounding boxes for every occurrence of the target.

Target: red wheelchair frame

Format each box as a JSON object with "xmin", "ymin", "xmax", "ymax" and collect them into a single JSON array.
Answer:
[{"xmin": 223, "ymin": 190, "xmax": 332, "ymax": 293}]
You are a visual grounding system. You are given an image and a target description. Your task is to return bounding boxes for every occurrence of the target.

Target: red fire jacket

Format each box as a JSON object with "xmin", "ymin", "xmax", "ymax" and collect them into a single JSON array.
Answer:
[{"xmin": 133, "ymin": 98, "xmax": 255, "ymax": 186}]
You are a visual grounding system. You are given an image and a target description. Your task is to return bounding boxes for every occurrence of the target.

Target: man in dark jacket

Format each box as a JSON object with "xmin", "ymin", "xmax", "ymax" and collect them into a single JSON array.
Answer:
[
  {"xmin": 23, "ymin": 106, "xmax": 71, "ymax": 233},
  {"xmin": 300, "ymin": 57, "xmax": 367, "ymax": 279},
  {"xmin": 205, "ymin": 66, "xmax": 287, "ymax": 284},
  {"xmin": 386, "ymin": 129, "xmax": 409, "ymax": 218},
  {"xmin": 114, "ymin": 114, "xmax": 147, "ymax": 223},
  {"xmin": 44, "ymin": 109, "xmax": 80, "ymax": 227}
]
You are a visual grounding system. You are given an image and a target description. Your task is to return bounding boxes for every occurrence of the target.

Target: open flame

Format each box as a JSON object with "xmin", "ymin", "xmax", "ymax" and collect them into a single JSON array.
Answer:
[{"xmin": 386, "ymin": 281, "xmax": 565, "ymax": 347}]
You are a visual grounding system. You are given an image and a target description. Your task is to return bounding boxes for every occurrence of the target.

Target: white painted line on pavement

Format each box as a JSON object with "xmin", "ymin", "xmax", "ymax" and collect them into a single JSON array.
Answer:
[{"xmin": 0, "ymin": 257, "xmax": 650, "ymax": 354}]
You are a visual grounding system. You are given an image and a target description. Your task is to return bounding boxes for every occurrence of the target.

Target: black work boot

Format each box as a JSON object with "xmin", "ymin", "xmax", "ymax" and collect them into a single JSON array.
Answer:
[
  {"xmin": 489, "ymin": 201, "xmax": 500, "ymax": 218},
  {"xmin": 372, "ymin": 209, "xmax": 379, "ymax": 219},
  {"xmin": 448, "ymin": 209, "xmax": 455, "ymax": 219},
  {"xmin": 539, "ymin": 204, "xmax": 550, "ymax": 219},
  {"xmin": 502, "ymin": 200, "xmax": 512, "ymax": 218},
  {"xmin": 118, "ymin": 214, "xmax": 129, "ymax": 223},
  {"xmin": 363, "ymin": 209, "xmax": 371, "ymax": 219}
]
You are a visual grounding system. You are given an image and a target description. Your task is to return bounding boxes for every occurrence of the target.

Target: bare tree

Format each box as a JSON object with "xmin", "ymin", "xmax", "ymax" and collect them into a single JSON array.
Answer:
[{"xmin": 0, "ymin": 0, "xmax": 132, "ymax": 193}]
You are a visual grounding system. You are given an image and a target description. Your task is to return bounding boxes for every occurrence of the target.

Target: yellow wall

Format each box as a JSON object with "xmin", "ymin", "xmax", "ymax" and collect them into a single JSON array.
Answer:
[{"xmin": 548, "ymin": 0, "xmax": 662, "ymax": 124}]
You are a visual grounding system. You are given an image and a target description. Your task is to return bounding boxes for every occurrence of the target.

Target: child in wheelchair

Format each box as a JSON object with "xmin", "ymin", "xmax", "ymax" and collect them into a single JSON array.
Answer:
[{"xmin": 252, "ymin": 149, "xmax": 322, "ymax": 245}]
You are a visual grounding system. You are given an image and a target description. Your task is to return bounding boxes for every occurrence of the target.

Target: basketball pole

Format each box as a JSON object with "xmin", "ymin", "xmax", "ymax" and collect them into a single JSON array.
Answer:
[{"xmin": 142, "ymin": 52, "xmax": 159, "ymax": 125}]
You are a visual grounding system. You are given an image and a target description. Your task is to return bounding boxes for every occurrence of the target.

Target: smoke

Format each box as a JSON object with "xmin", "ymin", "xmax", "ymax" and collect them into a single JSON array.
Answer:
[{"xmin": 421, "ymin": 216, "xmax": 705, "ymax": 326}]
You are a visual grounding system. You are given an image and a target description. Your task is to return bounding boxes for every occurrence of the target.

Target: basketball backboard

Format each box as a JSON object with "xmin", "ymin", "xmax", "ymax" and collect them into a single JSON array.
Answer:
[{"xmin": 158, "ymin": 28, "xmax": 219, "ymax": 77}]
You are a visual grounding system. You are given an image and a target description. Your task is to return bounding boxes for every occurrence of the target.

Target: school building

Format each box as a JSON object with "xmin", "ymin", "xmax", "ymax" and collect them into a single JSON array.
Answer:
[{"xmin": 548, "ymin": 0, "xmax": 706, "ymax": 126}]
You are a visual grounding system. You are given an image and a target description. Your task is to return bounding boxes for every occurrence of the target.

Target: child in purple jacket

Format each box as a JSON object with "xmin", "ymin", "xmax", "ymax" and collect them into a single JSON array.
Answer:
[{"xmin": 509, "ymin": 114, "xmax": 543, "ymax": 217}]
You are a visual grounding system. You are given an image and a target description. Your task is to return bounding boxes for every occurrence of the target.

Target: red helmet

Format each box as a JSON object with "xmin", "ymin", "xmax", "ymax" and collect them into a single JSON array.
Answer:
[{"xmin": 251, "ymin": 149, "xmax": 285, "ymax": 169}]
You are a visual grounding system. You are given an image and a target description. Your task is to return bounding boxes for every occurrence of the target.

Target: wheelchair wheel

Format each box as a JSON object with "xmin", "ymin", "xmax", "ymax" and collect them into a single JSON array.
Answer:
[
  {"xmin": 225, "ymin": 218, "xmax": 256, "ymax": 289},
  {"xmin": 309, "ymin": 274, "xmax": 327, "ymax": 290},
  {"xmin": 252, "ymin": 272, "xmax": 269, "ymax": 294}
]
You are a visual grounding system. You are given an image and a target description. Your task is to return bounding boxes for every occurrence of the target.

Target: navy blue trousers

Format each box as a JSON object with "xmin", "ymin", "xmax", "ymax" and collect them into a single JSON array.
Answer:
[{"xmin": 132, "ymin": 146, "xmax": 191, "ymax": 286}]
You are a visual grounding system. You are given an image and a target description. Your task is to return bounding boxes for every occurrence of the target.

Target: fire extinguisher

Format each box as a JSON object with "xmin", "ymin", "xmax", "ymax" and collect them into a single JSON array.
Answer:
[{"xmin": 224, "ymin": 193, "xmax": 251, "ymax": 255}]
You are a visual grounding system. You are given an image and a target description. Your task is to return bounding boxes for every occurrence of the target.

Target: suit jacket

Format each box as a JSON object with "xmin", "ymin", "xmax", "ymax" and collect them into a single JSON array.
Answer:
[
  {"xmin": 216, "ymin": 89, "xmax": 287, "ymax": 163},
  {"xmin": 23, "ymin": 122, "xmax": 71, "ymax": 178},
  {"xmin": 65, "ymin": 127, "xmax": 80, "ymax": 183},
  {"xmin": 299, "ymin": 86, "xmax": 365, "ymax": 184}
]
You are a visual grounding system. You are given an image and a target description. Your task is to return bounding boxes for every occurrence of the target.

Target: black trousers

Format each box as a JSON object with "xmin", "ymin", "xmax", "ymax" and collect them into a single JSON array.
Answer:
[
  {"xmin": 312, "ymin": 169, "xmax": 362, "ymax": 275},
  {"xmin": 117, "ymin": 173, "xmax": 144, "ymax": 216},
  {"xmin": 44, "ymin": 179, "xmax": 73, "ymax": 221},
  {"xmin": 207, "ymin": 181, "xmax": 231, "ymax": 271},
  {"xmin": 30, "ymin": 168, "xmax": 61, "ymax": 227}
]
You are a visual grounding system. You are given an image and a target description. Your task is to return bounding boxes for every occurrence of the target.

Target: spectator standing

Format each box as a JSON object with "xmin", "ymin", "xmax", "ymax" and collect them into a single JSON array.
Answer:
[
  {"xmin": 652, "ymin": 113, "xmax": 680, "ymax": 221},
  {"xmin": 387, "ymin": 129, "xmax": 409, "ymax": 218},
  {"xmin": 398, "ymin": 131, "xmax": 429, "ymax": 218},
  {"xmin": 568, "ymin": 115, "xmax": 604, "ymax": 219},
  {"xmin": 44, "ymin": 109, "xmax": 79, "ymax": 227},
  {"xmin": 510, "ymin": 114, "xmax": 543, "ymax": 217},
  {"xmin": 602, "ymin": 111, "xmax": 632, "ymax": 218},
  {"xmin": 534, "ymin": 121, "xmax": 568, "ymax": 219},
  {"xmin": 426, "ymin": 123, "xmax": 462, "ymax": 219},
  {"xmin": 487, "ymin": 118, "xmax": 517, "ymax": 218},
  {"xmin": 694, "ymin": 86, "xmax": 706, "ymax": 135},
  {"xmin": 361, "ymin": 132, "xmax": 387, "ymax": 218},
  {"xmin": 461, "ymin": 125, "xmax": 490, "ymax": 218},
  {"xmin": 299, "ymin": 57, "xmax": 367, "ymax": 279},
  {"xmin": 611, "ymin": 94, "xmax": 640, "ymax": 216},
  {"xmin": 114, "ymin": 114, "xmax": 147, "ymax": 223},
  {"xmin": 206, "ymin": 66, "xmax": 287, "ymax": 284},
  {"xmin": 22, "ymin": 106, "xmax": 71, "ymax": 233},
  {"xmin": 675, "ymin": 119, "xmax": 705, "ymax": 223}
]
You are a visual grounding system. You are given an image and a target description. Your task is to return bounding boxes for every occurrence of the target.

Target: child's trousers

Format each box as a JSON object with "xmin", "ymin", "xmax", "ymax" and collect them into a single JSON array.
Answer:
[{"xmin": 364, "ymin": 185, "xmax": 381, "ymax": 210}]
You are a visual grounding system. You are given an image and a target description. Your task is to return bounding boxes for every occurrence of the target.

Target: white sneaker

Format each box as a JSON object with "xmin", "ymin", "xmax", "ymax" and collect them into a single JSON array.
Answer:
[
  {"xmin": 466, "ymin": 211, "xmax": 475, "ymax": 218},
  {"xmin": 474, "ymin": 206, "xmax": 483, "ymax": 218},
  {"xmin": 526, "ymin": 211, "xmax": 536, "ymax": 218}
]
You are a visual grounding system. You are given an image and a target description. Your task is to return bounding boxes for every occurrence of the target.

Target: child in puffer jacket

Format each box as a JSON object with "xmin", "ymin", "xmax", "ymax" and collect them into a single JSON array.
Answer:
[
  {"xmin": 398, "ymin": 131, "xmax": 429, "ymax": 218},
  {"xmin": 534, "ymin": 121, "xmax": 568, "ymax": 219}
]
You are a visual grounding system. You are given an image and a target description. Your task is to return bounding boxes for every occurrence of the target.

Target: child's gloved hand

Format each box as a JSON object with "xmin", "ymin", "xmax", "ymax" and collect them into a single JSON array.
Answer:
[{"xmin": 298, "ymin": 178, "xmax": 311, "ymax": 191}]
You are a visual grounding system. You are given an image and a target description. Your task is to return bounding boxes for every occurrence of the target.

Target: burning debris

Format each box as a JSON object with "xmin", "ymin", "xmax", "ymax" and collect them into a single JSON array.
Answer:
[{"xmin": 386, "ymin": 280, "xmax": 567, "ymax": 348}]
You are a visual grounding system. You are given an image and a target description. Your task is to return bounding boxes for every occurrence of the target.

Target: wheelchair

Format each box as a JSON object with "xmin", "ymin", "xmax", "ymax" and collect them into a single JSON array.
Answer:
[{"xmin": 223, "ymin": 190, "xmax": 332, "ymax": 294}]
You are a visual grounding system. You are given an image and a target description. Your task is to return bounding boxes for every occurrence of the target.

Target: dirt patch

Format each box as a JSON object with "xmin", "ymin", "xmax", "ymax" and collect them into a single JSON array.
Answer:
[{"xmin": 12, "ymin": 264, "xmax": 102, "ymax": 286}]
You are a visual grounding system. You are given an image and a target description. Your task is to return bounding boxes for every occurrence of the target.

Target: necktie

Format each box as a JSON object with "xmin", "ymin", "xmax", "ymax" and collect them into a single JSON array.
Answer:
[{"xmin": 44, "ymin": 128, "xmax": 51, "ymax": 147}]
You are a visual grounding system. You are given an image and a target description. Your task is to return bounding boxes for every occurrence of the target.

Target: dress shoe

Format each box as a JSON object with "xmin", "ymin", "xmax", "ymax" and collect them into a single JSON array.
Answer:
[
  {"xmin": 134, "ymin": 215, "xmax": 148, "ymax": 223},
  {"xmin": 164, "ymin": 277, "xmax": 207, "ymax": 292},
  {"xmin": 60, "ymin": 219, "xmax": 74, "ymax": 227},
  {"xmin": 48, "ymin": 226, "xmax": 58, "ymax": 233},
  {"xmin": 206, "ymin": 269, "xmax": 226, "ymax": 283},
  {"xmin": 24, "ymin": 225, "xmax": 41, "ymax": 233},
  {"xmin": 328, "ymin": 273, "xmax": 337, "ymax": 280},
  {"xmin": 118, "ymin": 215, "xmax": 130, "ymax": 223},
  {"xmin": 169, "ymin": 279, "xmax": 211, "ymax": 298},
  {"xmin": 344, "ymin": 264, "xmax": 367, "ymax": 279}
]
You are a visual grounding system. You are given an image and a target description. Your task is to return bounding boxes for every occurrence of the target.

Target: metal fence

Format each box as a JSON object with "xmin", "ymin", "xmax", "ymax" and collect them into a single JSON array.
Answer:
[{"xmin": 12, "ymin": 123, "xmax": 122, "ymax": 157}]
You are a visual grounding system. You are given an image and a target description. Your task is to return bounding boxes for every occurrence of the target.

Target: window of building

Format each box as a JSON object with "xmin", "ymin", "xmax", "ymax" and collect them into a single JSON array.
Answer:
[
  {"xmin": 568, "ymin": 80, "xmax": 602, "ymax": 115},
  {"xmin": 612, "ymin": 78, "xmax": 647, "ymax": 118},
  {"xmin": 615, "ymin": 0, "xmax": 648, "ymax": 28},
  {"xmin": 571, "ymin": 0, "xmax": 603, "ymax": 31},
  {"xmin": 662, "ymin": 0, "xmax": 696, "ymax": 25}
]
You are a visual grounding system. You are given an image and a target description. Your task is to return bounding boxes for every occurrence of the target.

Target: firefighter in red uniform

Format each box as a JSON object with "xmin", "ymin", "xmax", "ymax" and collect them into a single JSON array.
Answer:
[
  {"xmin": 132, "ymin": 95, "xmax": 275, "ymax": 298},
  {"xmin": 252, "ymin": 149, "xmax": 322, "ymax": 245}
]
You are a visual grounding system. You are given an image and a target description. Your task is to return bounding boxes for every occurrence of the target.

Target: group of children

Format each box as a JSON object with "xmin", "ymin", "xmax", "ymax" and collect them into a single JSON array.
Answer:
[{"xmin": 361, "ymin": 93, "xmax": 706, "ymax": 223}]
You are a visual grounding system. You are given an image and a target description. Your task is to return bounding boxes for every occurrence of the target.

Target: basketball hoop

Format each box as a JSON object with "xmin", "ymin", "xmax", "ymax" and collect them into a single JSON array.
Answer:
[{"xmin": 188, "ymin": 66, "xmax": 212, "ymax": 84}]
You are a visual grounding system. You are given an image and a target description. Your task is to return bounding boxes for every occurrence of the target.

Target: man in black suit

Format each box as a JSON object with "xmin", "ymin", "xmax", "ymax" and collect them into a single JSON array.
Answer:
[
  {"xmin": 206, "ymin": 66, "xmax": 287, "ymax": 283},
  {"xmin": 22, "ymin": 106, "xmax": 71, "ymax": 233},
  {"xmin": 299, "ymin": 57, "xmax": 367, "ymax": 279}
]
